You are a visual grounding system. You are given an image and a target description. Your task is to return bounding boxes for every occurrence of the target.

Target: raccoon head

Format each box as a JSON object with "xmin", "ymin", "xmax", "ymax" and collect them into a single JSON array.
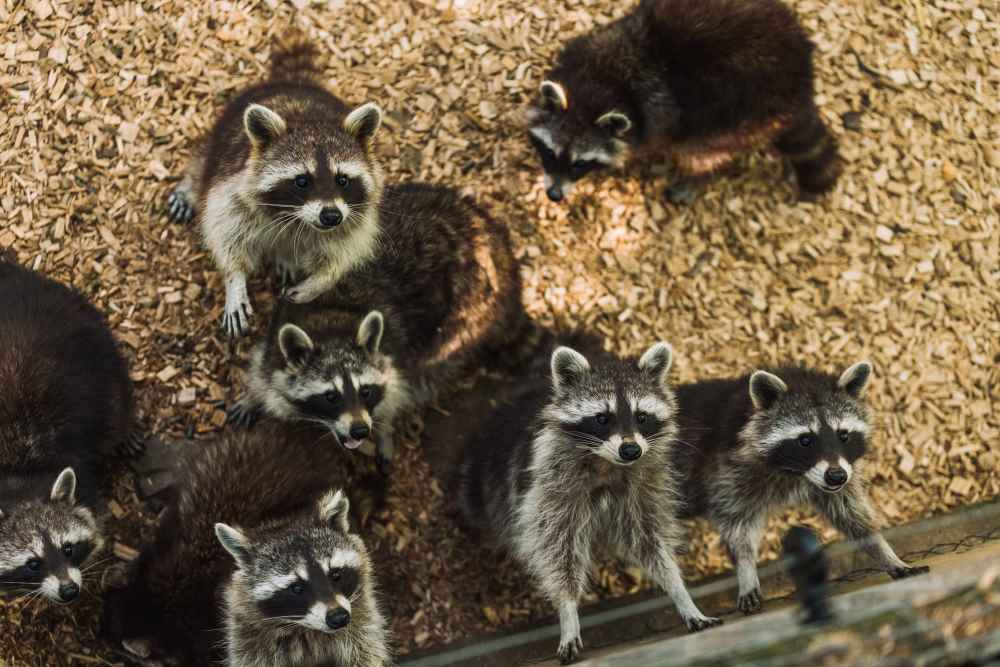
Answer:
[
  {"xmin": 217, "ymin": 489, "xmax": 369, "ymax": 634},
  {"xmin": 270, "ymin": 311, "xmax": 391, "ymax": 451},
  {"xmin": 544, "ymin": 342, "xmax": 677, "ymax": 465},
  {"xmin": 743, "ymin": 362, "xmax": 874, "ymax": 493},
  {"xmin": 0, "ymin": 468, "xmax": 102, "ymax": 603},
  {"xmin": 526, "ymin": 80, "xmax": 633, "ymax": 202},
  {"xmin": 244, "ymin": 101, "xmax": 383, "ymax": 233}
]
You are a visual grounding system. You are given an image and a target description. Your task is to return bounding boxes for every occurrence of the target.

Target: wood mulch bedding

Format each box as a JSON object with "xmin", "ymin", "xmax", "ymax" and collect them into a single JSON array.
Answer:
[{"xmin": 1, "ymin": 0, "xmax": 997, "ymax": 664}]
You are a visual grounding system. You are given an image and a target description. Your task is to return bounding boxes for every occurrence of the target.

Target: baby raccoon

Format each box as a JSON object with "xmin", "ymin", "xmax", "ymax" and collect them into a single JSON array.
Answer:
[
  {"xmin": 673, "ymin": 362, "xmax": 928, "ymax": 615},
  {"xmin": 458, "ymin": 342, "xmax": 720, "ymax": 664},
  {"xmin": 167, "ymin": 31, "xmax": 385, "ymax": 337},
  {"xmin": 104, "ymin": 422, "xmax": 388, "ymax": 666},
  {"xmin": 0, "ymin": 260, "xmax": 133, "ymax": 603},
  {"xmin": 230, "ymin": 183, "xmax": 523, "ymax": 469},
  {"xmin": 527, "ymin": 0, "xmax": 841, "ymax": 202}
]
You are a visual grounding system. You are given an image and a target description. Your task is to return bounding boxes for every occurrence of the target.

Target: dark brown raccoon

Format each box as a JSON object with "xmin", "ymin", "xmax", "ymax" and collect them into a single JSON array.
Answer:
[{"xmin": 527, "ymin": 0, "xmax": 841, "ymax": 201}]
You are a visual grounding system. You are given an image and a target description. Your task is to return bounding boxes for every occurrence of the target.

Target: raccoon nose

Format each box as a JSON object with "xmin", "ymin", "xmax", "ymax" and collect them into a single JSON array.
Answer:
[
  {"xmin": 546, "ymin": 185, "xmax": 564, "ymax": 202},
  {"xmin": 326, "ymin": 608, "xmax": 350, "ymax": 630},
  {"xmin": 349, "ymin": 424, "xmax": 370, "ymax": 441},
  {"xmin": 619, "ymin": 442, "xmax": 642, "ymax": 461},
  {"xmin": 319, "ymin": 207, "xmax": 343, "ymax": 228},
  {"xmin": 824, "ymin": 467, "xmax": 848, "ymax": 487},
  {"xmin": 58, "ymin": 582, "xmax": 79, "ymax": 602}
]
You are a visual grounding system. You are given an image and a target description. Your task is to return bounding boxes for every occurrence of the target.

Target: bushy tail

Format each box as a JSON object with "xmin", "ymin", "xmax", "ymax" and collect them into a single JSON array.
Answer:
[
  {"xmin": 269, "ymin": 27, "xmax": 322, "ymax": 81},
  {"xmin": 775, "ymin": 108, "xmax": 842, "ymax": 195}
]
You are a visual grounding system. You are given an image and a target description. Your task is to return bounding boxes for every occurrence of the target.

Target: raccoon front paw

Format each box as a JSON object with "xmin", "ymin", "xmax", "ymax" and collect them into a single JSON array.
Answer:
[
  {"xmin": 119, "ymin": 432, "xmax": 147, "ymax": 458},
  {"xmin": 888, "ymin": 564, "xmax": 929, "ymax": 579},
  {"xmin": 281, "ymin": 283, "xmax": 320, "ymax": 304},
  {"xmin": 556, "ymin": 636, "xmax": 583, "ymax": 664},
  {"xmin": 274, "ymin": 261, "xmax": 297, "ymax": 288},
  {"xmin": 376, "ymin": 452, "xmax": 393, "ymax": 477},
  {"xmin": 222, "ymin": 300, "xmax": 253, "ymax": 337},
  {"xmin": 166, "ymin": 190, "xmax": 195, "ymax": 223},
  {"xmin": 664, "ymin": 181, "xmax": 702, "ymax": 206},
  {"xmin": 737, "ymin": 588, "xmax": 762, "ymax": 614},
  {"xmin": 685, "ymin": 614, "xmax": 723, "ymax": 632},
  {"xmin": 226, "ymin": 399, "xmax": 261, "ymax": 428}
]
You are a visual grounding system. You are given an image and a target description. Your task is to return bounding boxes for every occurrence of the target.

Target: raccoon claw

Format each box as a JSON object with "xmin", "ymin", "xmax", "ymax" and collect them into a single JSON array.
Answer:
[
  {"xmin": 686, "ymin": 615, "xmax": 723, "ymax": 632},
  {"xmin": 275, "ymin": 262, "xmax": 296, "ymax": 288},
  {"xmin": 556, "ymin": 636, "xmax": 583, "ymax": 664},
  {"xmin": 889, "ymin": 564, "xmax": 929, "ymax": 579},
  {"xmin": 166, "ymin": 190, "xmax": 195, "ymax": 223},
  {"xmin": 226, "ymin": 400, "xmax": 261, "ymax": 429},
  {"xmin": 737, "ymin": 588, "xmax": 762, "ymax": 614},
  {"xmin": 120, "ymin": 432, "xmax": 147, "ymax": 458},
  {"xmin": 222, "ymin": 302, "xmax": 253, "ymax": 338}
]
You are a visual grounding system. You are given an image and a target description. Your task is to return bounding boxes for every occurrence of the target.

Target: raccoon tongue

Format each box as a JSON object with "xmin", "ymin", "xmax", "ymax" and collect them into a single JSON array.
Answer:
[{"xmin": 342, "ymin": 438, "xmax": 363, "ymax": 450}]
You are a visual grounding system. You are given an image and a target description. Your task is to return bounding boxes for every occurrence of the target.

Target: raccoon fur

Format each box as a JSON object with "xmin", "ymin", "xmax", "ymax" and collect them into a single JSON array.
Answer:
[
  {"xmin": 103, "ymin": 421, "xmax": 389, "ymax": 666},
  {"xmin": 457, "ymin": 341, "xmax": 720, "ymax": 664},
  {"xmin": 229, "ymin": 183, "xmax": 524, "ymax": 469},
  {"xmin": 673, "ymin": 361, "xmax": 928, "ymax": 615},
  {"xmin": 527, "ymin": 0, "xmax": 841, "ymax": 201},
  {"xmin": 167, "ymin": 31, "xmax": 385, "ymax": 337},
  {"xmin": 0, "ymin": 260, "xmax": 132, "ymax": 603}
]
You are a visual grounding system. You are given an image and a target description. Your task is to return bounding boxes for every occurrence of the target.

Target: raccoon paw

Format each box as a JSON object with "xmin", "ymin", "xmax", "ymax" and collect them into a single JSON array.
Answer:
[
  {"xmin": 226, "ymin": 399, "xmax": 261, "ymax": 428},
  {"xmin": 281, "ymin": 283, "xmax": 319, "ymax": 304},
  {"xmin": 889, "ymin": 564, "xmax": 929, "ymax": 579},
  {"xmin": 275, "ymin": 261, "xmax": 296, "ymax": 288},
  {"xmin": 222, "ymin": 299, "xmax": 253, "ymax": 338},
  {"xmin": 664, "ymin": 181, "xmax": 702, "ymax": 206},
  {"xmin": 556, "ymin": 636, "xmax": 583, "ymax": 664},
  {"xmin": 737, "ymin": 588, "xmax": 762, "ymax": 614},
  {"xmin": 119, "ymin": 432, "xmax": 147, "ymax": 458},
  {"xmin": 376, "ymin": 452, "xmax": 393, "ymax": 477},
  {"xmin": 685, "ymin": 615, "xmax": 723, "ymax": 632},
  {"xmin": 166, "ymin": 189, "xmax": 195, "ymax": 223}
]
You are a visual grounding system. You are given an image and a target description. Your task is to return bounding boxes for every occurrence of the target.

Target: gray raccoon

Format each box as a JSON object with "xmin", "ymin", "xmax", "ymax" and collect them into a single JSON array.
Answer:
[
  {"xmin": 458, "ymin": 342, "xmax": 720, "ymax": 664},
  {"xmin": 167, "ymin": 30, "xmax": 385, "ymax": 337},
  {"xmin": 229, "ymin": 183, "xmax": 524, "ymax": 470},
  {"xmin": 0, "ymin": 260, "xmax": 133, "ymax": 603},
  {"xmin": 674, "ymin": 362, "xmax": 928, "ymax": 614}
]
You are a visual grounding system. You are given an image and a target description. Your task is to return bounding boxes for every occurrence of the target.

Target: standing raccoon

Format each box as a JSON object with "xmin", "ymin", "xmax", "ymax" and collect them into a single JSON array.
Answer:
[
  {"xmin": 0, "ymin": 260, "xmax": 133, "ymax": 603},
  {"xmin": 104, "ymin": 422, "xmax": 389, "ymax": 666},
  {"xmin": 673, "ymin": 362, "xmax": 928, "ymax": 615},
  {"xmin": 527, "ymin": 0, "xmax": 841, "ymax": 202},
  {"xmin": 168, "ymin": 32, "xmax": 385, "ymax": 337},
  {"xmin": 457, "ymin": 342, "xmax": 720, "ymax": 664},
  {"xmin": 229, "ymin": 183, "xmax": 523, "ymax": 469}
]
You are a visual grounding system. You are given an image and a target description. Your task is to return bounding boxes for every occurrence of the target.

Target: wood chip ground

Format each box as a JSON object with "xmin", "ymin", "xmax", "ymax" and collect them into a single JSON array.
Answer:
[{"xmin": 1, "ymin": 0, "xmax": 997, "ymax": 664}]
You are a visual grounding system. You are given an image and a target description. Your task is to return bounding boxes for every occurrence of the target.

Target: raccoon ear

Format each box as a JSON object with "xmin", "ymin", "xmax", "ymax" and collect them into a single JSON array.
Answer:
[
  {"xmin": 356, "ymin": 311, "xmax": 384, "ymax": 356},
  {"xmin": 50, "ymin": 467, "xmax": 77, "ymax": 505},
  {"xmin": 595, "ymin": 110, "xmax": 632, "ymax": 138},
  {"xmin": 539, "ymin": 80, "xmax": 568, "ymax": 112},
  {"xmin": 551, "ymin": 346, "xmax": 590, "ymax": 393},
  {"xmin": 838, "ymin": 361, "xmax": 873, "ymax": 398},
  {"xmin": 344, "ymin": 102, "xmax": 382, "ymax": 147},
  {"xmin": 748, "ymin": 371, "xmax": 788, "ymax": 411},
  {"xmin": 638, "ymin": 341, "xmax": 673, "ymax": 388},
  {"xmin": 244, "ymin": 104, "xmax": 287, "ymax": 148},
  {"xmin": 215, "ymin": 523, "xmax": 252, "ymax": 569},
  {"xmin": 278, "ymin": 324, "xmax": 314, "ymax": 368},
  {"xmin": 317, "ymin": 489, "xmax": 350, "ymax": 533}
]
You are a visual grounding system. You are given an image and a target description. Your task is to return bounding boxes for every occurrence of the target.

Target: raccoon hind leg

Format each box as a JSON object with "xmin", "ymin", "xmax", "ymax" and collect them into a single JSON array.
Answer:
[{"xmin": 774, "ymin": 109, "xmax": 842, "ymax": 196}]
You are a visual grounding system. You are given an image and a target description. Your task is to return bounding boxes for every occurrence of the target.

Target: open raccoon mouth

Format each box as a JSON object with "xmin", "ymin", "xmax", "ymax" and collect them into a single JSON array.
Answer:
[{"xmin": 341, "ymin": 438, "xmax": 364, "ymax": 450}]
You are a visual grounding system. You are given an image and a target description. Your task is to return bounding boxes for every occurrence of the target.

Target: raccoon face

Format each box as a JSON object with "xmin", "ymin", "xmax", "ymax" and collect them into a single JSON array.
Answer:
[
  {"xmin": 546, "ymin": 342, "xmax": 676, "ymax": 465},
  {"xmin": 747, "ymin": 362, "xmax": 873, "ymax": 493},
  {"xmin": 0, "ymin": 469, "xmax": 101, "ymax": 603},
  {"xmin": 217, "ymin": 490, "xmax": 366, "ymax": 634},
  {"xmin": 527, "ymin": 80, "xmax": 632, "ymax": 202},
  {"xmin": 244, "ymin": 102, "xmax": 383, "ymax": 233},
  {"xmin": 272, "ymin": 312, "xmax": 388, "ymax": 451}
]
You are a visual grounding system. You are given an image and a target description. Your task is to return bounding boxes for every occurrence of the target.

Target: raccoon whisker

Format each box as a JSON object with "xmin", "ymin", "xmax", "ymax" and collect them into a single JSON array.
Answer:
[
  {"xmin": 80, "ymin": 555, "xmax": 116, "ymax": 572},
  {"xmin": 255, "ymin": 202, "xmax": 301, "ymax": 209}
]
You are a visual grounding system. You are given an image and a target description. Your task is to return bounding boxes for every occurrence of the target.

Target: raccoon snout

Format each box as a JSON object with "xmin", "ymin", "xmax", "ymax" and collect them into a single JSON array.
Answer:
[
  {"xmin": 349, "ymin": 423, "xmax": 370, "ymax": 441},
  {"xmin": 545, "ymin": 184, "xmax": 564, "ymax": 202},
  {"xmin": 319, "ymin": 207, "xmax": 343, "ymax": 228},
  {"xmin": 326, "ymin": 608, "xmax": 350, "ymax": 630},
  {"xmin": 824, "ymin": 467, "xmax": 848, "ymax": 488},
  {"xmin": 619, "ymin": 442, "xmax": 642, "ymax": 461},
  {"xmin": 58, "ymin": 581, "xmax": 80, "ymax": 602}
]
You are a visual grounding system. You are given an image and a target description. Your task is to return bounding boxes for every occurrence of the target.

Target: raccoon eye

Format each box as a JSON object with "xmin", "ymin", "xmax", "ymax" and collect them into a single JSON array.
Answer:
[
  {"xmin": 329, "ymin": 568, "xmax": 342, "ymax": 581},
  {"xmin": 26, "ymin": 558, "xmax": 42, "ymax": 572},
  {"xmin": 635, "ymin": 412, "xmax": 648, "ymax": 425},
  {"xmin": 595, "ymin": 413, "xmax": 609, "ymax": 426},
  {"xmin": 798, "ymin": 434, "xmax": 815, "ymax": 447},
  {"xmin": 359, "ymin": 386, "xmax": 372, "ymax": 399},
  {"xmin": 289, "ymin": 581, "xmax": 305, "ymax": 595},
  {"xmin": 335, "ymin": 174, "xmax": 349, "ymax": 188},
  {"xmin": 325, "ymin": 390, "xmax": 340, "ymax": 404},
  {"xmin": 838, "ymin": 430, "xmax": 850, "ymax": 442},
  {"xmin": 294, "ymin": 174, "xmax": 311, "ymax": 189},
  {"xmin": 571, "ymin": 159, "xmax": 597, "ymax": 175},
  {"xmin": 61, "ymin": 544, "xmax": 74, "ymax": 558}
]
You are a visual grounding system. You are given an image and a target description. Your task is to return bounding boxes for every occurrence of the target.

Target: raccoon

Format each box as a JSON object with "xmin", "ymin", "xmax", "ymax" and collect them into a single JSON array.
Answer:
[
  {"xmin": 103, "ymin": 422, "xmax": 388, "ymax": 666},
  {"xmin": 673, "ymin": 362, "xmax": 929, "ymax": 615},
  {"xmin": 167, "ymin": 31, "xmax": 385, "ymax": 337},
  {"xmin": 527, "ymin": 0, "xmax": 841, "ymax": 202},
  {"xmin": 229, "ymin": 183, "xmax": 524, "ymax": 470},
  {"xmin": 0, "ymin": 260, "xmax": 132, "ymax": 603},
  {"xmin": 457, "ymin": 342, "xmax": 720, "ymax": 664}
]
